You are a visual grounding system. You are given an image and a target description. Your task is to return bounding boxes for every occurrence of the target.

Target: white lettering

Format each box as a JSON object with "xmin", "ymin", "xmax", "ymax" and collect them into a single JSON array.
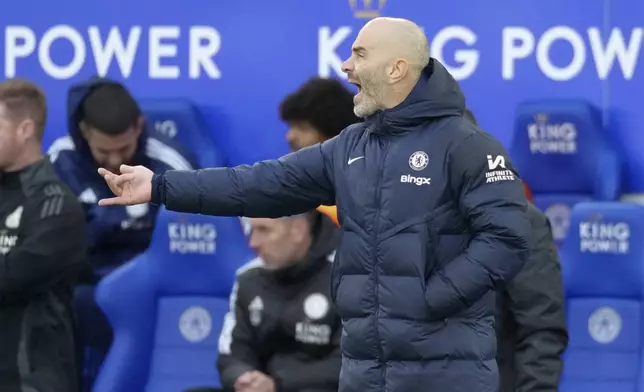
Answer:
[
  {"xmin": 88, "ymin": 26, "xmax": 141, "ymax": 78},
  {"xmin": 295, "ymin": 322, "xmax": 331, "ymax": 345},
  {"xmin": 318, "ymin": 26, "xmax": 352, "ymax": 78},
  {"xmin": 579, "ymin": 222, "xmax": 630, "ymax": 254},
  {"xmin": 588, "ymin": 27, "xmax": 643, "ymax": 80},
  {"xmin": 579, "ymin": 222, "xmax": 630, "ymax": 241},
  {"xmin": 502, "ymin": 27, "xmax": 535, "ymax": 80},
  {"xmin": 4, "ymin": 26, "xmax": 36, "ymax": 78},
  {"xmin": 155, "ymin": 120, "xmax": 178, "ymax": 138},
  {"xmin": 486, "ymin": 155, "xmax": 507, "ymax": 170},
  {"xmin": 528, "ymin": 122, "xmax": 577, "ymax": 154},
  {"xmin": 39, "ymin": 25, "xmax": 86, "ymax": 80},
  {"xmin": 167, "ymin": 223, "xmax": 217, "ymax": 254},
  {"xmin": 429, "ymin": 26, "xmax": 479, "ymax": 80},
  {"xmin": 169, "ymin": 240, "xmax": 216, "ymax": 254},
  {"xmin": 189, "ymin": 26, "xmax": 222, "ymax": 79},
  {"xmin": 400, "ymin": 174, "xmax": 431, "ymax": 186},
  {"xmin": 149, "ymin": 26, "xmax": 180, "ymax": 79},
  {"xmin": 502, "ymin": 26, "xmax": 642, "ymax": 80},
  {"xmin": 536, "ymin": 26, "xmax": 586, "ymax": 81}
]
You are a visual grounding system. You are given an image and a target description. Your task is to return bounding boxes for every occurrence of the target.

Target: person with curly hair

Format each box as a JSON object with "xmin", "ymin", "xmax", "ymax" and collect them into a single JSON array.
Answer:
[{"xmin": 279, "ymin": 77, "xmax": 361, "ymax": 226}]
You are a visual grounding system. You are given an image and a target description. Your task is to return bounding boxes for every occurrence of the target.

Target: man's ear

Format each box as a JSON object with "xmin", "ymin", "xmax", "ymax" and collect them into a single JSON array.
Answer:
[
  {"xmin": 135, "ymin": 115, "xmax": 145, "ymax": 136},
  {"xmin": 16, "ymin": 118, "xmax": 36, "ymax": 142},
  {"xmin": 290, "ymin": 217, "xmax": 309, "ymax": 243},
  {"xmin": 388, "ymin": 59, "xmax": 409, "ymax": 84}
]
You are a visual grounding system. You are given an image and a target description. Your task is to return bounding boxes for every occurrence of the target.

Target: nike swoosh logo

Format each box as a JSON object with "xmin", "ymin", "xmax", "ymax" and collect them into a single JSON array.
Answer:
[{"xmin": 348, "ymin": 156, "xmax": 364, "ymax": 165}]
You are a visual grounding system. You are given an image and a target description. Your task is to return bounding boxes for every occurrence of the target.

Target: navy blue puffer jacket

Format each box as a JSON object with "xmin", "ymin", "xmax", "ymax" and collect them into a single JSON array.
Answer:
[{"xmin": 152, "ymin": 59, "xmax": 531, "ymax": 392}]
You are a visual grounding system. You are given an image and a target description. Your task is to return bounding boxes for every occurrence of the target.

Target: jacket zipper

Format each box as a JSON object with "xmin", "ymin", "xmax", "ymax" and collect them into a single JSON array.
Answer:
[{"xmin": 372, "ymin": 137, "xmax": 390, "ymax": 389}]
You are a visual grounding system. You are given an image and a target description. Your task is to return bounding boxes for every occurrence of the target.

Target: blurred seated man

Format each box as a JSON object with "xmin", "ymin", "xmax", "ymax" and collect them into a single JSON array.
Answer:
[
  {"xmin": 46, "ymin": 77, "xmax": 198, "ymax": 390},
  {"xmin": 217, "ymin": 212, "xmax": 341, "ymax": 392},
  {"xmin": 0, "ymin": 79, "xmax": 87, "ymax": 392},
  {"xmin": 279, "ymin": 77, "xmax": 360, "ymax": 226}
]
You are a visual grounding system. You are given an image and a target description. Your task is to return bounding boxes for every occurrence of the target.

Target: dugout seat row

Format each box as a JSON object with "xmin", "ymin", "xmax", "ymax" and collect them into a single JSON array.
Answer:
[
  {"xmin": 559, "ymin": 201, "xmax": 644, "ymax": 392},
  {"xmin": 93, "ymin": 208, "xmax": 255, "ymax": 392},
  {"xmin": 510, "ymin": 100, "xmax": 622, "ymax": 246}
]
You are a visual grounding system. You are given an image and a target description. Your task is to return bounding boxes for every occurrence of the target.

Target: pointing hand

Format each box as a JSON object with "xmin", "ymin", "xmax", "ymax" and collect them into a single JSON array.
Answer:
[{"xmin": 97, "ymin": 164, "xmax": 154, "ymax": 206}]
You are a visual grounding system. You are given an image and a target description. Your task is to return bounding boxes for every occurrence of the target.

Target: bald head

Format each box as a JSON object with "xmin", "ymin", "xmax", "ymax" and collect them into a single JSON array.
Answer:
[
  {"xmin": 341, "ymin": 17, "xmax": 430, "ymax": 118},
  {"xmin": 362, "ymin": 17, "xmax": 430, "ymax": 74}
]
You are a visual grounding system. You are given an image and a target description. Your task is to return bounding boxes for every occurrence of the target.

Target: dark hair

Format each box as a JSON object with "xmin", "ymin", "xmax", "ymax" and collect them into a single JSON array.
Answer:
[
  {"xmin": 463, "ymin": 108, "xmax": 478, "ymax": 125},
  {"xmin": 0, "ymin": 79, "xmax": 47, "ymax": 139},
  {"xmin": 81, "ymin": 82, "xmax": 141, "ymax": 135},
  {"xmin": 279, "ymin": 77, "xmax": 360, "ymax": 139}
]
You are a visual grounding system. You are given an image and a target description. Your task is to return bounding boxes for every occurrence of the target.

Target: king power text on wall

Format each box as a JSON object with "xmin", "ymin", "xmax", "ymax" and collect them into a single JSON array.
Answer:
[
  {"xmin": 3, "ymin": 25, "xmax": 222, "ymax": 79},
  {"xmin": 320, "ymin": 25, "xmax": 643, "ymax": 81}
]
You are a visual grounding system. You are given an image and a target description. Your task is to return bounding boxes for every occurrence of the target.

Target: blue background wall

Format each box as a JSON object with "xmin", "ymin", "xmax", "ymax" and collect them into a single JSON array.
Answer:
[{"xmin": 1, "ymin": 0, "xmax": 643, "ymax": 188}]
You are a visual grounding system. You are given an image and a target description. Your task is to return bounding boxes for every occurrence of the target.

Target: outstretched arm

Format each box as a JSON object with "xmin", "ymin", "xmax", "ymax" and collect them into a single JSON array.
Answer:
[
  {"xmin": 154, "ymin": 141, "xmax": 336, "ymax": 218},
  {"xmin": 98, "ymin": 139, "xmax": 337, "ymax": 218}
]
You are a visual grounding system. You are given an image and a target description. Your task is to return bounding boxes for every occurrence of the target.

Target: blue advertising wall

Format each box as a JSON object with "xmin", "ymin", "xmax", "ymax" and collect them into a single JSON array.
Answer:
[{"xmin": 1, "ymin": 0, "xmax": 643, "ymax": 189}]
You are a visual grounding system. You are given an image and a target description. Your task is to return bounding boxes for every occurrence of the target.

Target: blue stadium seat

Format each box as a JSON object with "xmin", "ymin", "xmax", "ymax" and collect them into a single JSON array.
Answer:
[
  {"xmin": 511, "ymin": 100, "xmax": 621, "ymax": 246},
  {"xmin": 140, "ymin": 99, "xmax": 225, "ymax": 168},
  {"xmin": 559, "ymin": 202, "xmax": 644, "ymax": 392},
  {"xmin": 93, "ymin": 208, "xmax": 254, "ymax": 392}
]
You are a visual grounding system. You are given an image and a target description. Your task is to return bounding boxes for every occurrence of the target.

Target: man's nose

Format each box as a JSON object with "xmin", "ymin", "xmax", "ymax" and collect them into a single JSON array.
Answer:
[
  {"xmin": 285, "ymin": 129, "xmax": 295, "ymax": 143},
  {"xmin": 341, "ymin": 58, "xmax": 353, "ymax": 74},
  {"xmin": 107, "ymin": 155, "xmax": 124, "ymax": 171},
  {"xmin": 248, "ymin": 232, "xmax": 261, "ymax": 251}
]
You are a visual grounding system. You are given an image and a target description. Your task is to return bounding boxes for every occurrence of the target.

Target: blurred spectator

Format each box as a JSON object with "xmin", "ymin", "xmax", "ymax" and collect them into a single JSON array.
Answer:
[
  {"xmin": 46, "ymin": 77, "xmax": 198, "ymax": 390},
  {"xmin": 217, "ymin": 212, "xmax": 341, "ymax": 392},
  {"xmin": 0, "ymin": 79, "xmax": 87, "ymax": 392},
  {"xmin": 279, "ymin": 77, "xmax": 360, "ymax": 226},
  {"xmin": 464, "ymin": 108, "xmax": 568, "ymax": 392}
]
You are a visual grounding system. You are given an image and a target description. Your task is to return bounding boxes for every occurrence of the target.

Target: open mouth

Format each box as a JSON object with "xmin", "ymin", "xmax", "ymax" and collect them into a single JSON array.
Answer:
[{"xmin": 349, "ymin": 81, "xmax": 361, "ymax": 92}]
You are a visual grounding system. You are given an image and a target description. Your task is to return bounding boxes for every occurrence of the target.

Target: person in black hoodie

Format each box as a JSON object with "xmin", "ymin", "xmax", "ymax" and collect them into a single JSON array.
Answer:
[
  {"xmin": 46, "ymin": 77, "xmax": 199, "ymax": 391},
  {"xmin": 464, "ymin": 108, "xmax": 569, "ymax": 392},
  {"xmin": 0, "ymin": 79, "xmax": 87, "ymax": 392},
  {"xmin": 217, "ymin": 212, "xmax": 341, "ymax": 392}
]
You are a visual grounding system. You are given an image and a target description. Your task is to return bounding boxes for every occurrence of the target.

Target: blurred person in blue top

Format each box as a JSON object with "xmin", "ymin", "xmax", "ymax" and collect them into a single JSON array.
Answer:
[{"xmin": 47, "ymin": 77, "xmax": 198, "ymax": 390}]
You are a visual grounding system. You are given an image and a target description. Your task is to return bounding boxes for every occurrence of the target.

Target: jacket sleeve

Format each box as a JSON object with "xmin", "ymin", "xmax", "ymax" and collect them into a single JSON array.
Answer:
[
  {"xmin": 0, "ymin": 187, "xmax": 88, "ymax": 301},
  {"xmin": 153, "ymin": 140, "xmax": 336, "ymax": 218},
  {"xmin": 505, "ymin": 206, "xmax": 568, "ymax": 392},
  {"xmin": 275, "ymin": 327, "xmax": 342, "ymax": 392},
  {"xmin": 425, "ymin": 132, "xmax": 531, "ymax": 318},
  {"xmin": 217, "ymin": 279, "xmax": 262, "ymax": 390}
]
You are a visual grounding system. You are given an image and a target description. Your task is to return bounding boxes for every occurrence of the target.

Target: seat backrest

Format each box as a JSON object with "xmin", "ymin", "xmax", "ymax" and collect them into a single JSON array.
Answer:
[
  {"xmin": 140, "ymin": 99, "xmax": 225, "ymax": 168},
  {"xmin": 559, "ymin": 202, "xmax": 644, "ymax": 392},
  {"xmin": 93, "ymin": 208, "xmax": 254, "ymax": 392},
  {"xmin": 511, "ymin": 100, "xmax": 622, "ymax": 244}
]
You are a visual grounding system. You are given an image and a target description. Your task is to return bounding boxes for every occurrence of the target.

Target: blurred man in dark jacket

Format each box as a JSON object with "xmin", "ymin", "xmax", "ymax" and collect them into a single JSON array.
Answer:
[
  {"xmin": 464, "ymin": 108, "xmax": 568, "ymax": 392},
  {"xmin": 218, "ymin": 212, "xmax": 341, "ymax": 392},
  {"xmin": 0, "ymin": 79, "xmax": 87, "ymax": 392}
]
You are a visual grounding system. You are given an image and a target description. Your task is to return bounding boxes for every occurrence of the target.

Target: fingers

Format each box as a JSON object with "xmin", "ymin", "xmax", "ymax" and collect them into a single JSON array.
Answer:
[
  {"xmin": 112, "ymin": 173, "xmax": 136, "ymax": 186},
  {"xmin": 98, "ymin": 197, "xmax": 125, "ymax": 206},
  {"xmin": 120, "ymin": 164, "xmax": 135, "ymax": 174},
  {"xmin": 97, "ymin": 168, "xmax": 114, "ymax": 177}
]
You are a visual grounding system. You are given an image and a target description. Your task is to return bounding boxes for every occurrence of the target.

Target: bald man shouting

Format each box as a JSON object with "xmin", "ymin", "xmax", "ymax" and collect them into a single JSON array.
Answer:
[{"xmin": 97, "ymin": 18, "xmax": 531, "ymax": 392}]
